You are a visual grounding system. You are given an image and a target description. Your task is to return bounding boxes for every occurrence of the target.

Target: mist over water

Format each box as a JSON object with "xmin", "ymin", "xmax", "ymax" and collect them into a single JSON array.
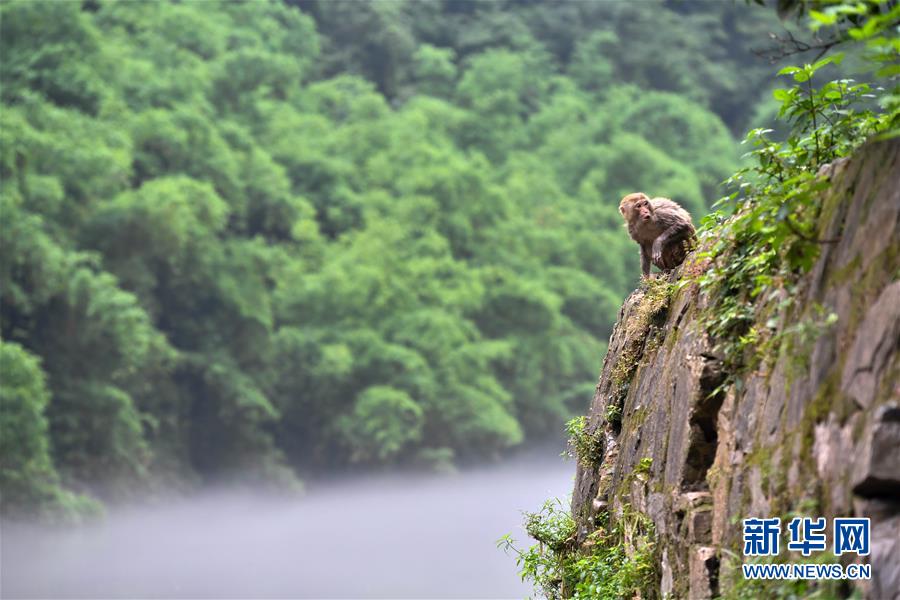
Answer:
[{"xmin": 2, "ymin": 447, "xmax": 571, "ymax": 599}]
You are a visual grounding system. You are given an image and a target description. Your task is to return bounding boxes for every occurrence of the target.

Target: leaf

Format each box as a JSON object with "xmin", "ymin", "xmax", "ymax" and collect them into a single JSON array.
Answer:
[
  {"xmin": 811, "ymin": 56, "xmax": 836, "ymax": 71},
  {"xmin": 773, "ymin": 89, "xmax": 791, "ymax": 102},
  {"xmin": 809, "ymin": 10, "xmax": 838, "ymax": 26},
  {"xmin": 875, "ymin": 64, "xmax": 900, "ymax": 77}
]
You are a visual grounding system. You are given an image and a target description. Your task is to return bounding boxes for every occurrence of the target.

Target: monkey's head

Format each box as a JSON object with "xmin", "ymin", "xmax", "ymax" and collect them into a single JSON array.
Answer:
[{"xmin": 619, "ymin": 192, "xmax": 653, "ymax": 224}]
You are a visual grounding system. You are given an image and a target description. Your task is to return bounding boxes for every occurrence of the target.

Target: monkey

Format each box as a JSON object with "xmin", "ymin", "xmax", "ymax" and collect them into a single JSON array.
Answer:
[{"xmin": 619, "ymin": 192, "xmax": 696, "ymax": 277}]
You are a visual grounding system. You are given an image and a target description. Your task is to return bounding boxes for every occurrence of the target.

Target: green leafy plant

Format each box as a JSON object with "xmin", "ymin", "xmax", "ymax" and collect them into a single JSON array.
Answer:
[
  {"xmin": 635, "ymin": 457, "xmax": 653, "ymax": 478},
  {"xmin": 694, "ymin": 50, "xmax": 895, "ymax": 379},
  {"xmin": 563, "ymin": 415, "xmax": 603, "ymax": 468},
  {"xmin": 498, "ymin": 501, "xmax": 658, "ymax": 600},
  {"xmin": 605, "ymin": 402, "xmax": 623, "ymax": 428},
  {"xmin": 808, "ymin": 0, "xmax": 900, "ymax": 84},
  {"xmin": 497, "ymin": 498, "xmax": 576, "ymax": 600}
]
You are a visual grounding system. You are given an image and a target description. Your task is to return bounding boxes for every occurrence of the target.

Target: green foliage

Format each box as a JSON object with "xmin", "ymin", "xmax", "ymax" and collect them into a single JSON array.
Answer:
[
  {"xmin": 0, "ymin": 341, "xmax": 100, "ymax": 520},
  {"xmin": 635, "ymin": 457, "xmax": 653, "ymax": 478},
  {"xmin": 603, "ymin": 132, "xmax": 706, "ymax": 217},
  {"xmin": 563, "ymin": 416, "xmax": 602, "ymax": 468},
  {"xmin": 499, "ymin": 501, "xmax": 658, "ymax": 600},
  {"xmin": 798, "ymin": 1, "xmax": 900, "ymax": 85},
  {"xmin": 0, "ymin": 1, "xmax": 107, "ymax": 114},
  {"xmin": 497, "ymin": 498, "xmax": 577, "ymax": 600},
  {"xmin": 413, "ymin": 44, "xmax": 457, "ymax": 98},
  {"xmin": 0, "ymin": 341, "xmax": 59, "ymax": 508},
  {"xmin": 568, "ymin": 32, "xmax": 616, "ymax": 94},
  {"xmin": 1, "ymin": 0, "xmax": 804, "ymax": 513},
  {"xmin": 695, "ymin": 48, "xmax": 895, "ymax": 378},
  {"xmin": 338, "ymin": 386, "xmax": 424, "ymax": 463},
  {"xmin": 605, "ymin": 402, "xmax": 623, "ymax": 428},
  {"xmin": 616, "ymin": 90, "xmax": 739, "ymax": 202}
]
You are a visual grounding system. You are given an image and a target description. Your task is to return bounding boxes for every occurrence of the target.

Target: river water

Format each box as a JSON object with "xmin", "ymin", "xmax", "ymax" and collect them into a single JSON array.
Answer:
[{"xmin": 2, "ymin": 448, "xmax": 572, "ymax": 598}]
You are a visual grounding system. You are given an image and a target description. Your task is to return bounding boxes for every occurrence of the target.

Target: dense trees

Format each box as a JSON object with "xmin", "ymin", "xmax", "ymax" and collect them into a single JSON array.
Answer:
[{"xmin": 1, "ymin": 0, "xmax": 785, "ymax": 516}]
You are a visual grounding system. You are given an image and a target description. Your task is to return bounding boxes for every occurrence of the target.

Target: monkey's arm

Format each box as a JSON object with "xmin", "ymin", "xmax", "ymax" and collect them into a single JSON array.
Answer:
[
  {"xmin": 652, "ymin": 222, "xmax": 693, "ymax": 264},
  {"xmin": 640, "ymin": 245, "xmax": 651, "ymax": 277}
]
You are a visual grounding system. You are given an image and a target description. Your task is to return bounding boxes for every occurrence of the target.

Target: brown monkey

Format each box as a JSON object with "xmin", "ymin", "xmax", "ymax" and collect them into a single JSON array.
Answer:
[{"xmin": 619, "ymin": 192, "xmax": 696, "ymax": 277}]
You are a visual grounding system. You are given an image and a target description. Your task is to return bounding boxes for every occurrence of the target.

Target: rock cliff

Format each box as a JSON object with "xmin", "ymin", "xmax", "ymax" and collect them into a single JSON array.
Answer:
[{"xmin": 570, "ymin": 139, "xmax": 899, "ymax": 599}]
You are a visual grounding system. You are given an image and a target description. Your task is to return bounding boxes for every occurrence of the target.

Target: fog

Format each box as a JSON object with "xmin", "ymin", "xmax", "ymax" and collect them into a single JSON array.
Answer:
[{"xmin": 2, "ymin": 448, "xmax": 571, "ymax": 599}]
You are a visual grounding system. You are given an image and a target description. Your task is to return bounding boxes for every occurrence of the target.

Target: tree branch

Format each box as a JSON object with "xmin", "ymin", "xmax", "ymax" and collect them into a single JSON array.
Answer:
[{"xmin": 752, "ymin": 29, "xmax": 843, "ymax": 63}]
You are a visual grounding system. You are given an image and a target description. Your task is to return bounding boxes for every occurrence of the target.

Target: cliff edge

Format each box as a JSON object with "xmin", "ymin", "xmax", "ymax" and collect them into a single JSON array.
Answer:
[{"xmin": 571, "ymin": 139, "xmax": 899, "ymax": 599}]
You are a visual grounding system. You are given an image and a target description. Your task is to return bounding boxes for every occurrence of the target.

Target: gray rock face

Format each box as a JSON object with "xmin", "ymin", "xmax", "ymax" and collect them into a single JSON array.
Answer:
[
  {"xmin": 689, "ymin": 546, "xmax": 719, "ymax": 599},
  {"xmin": 870, "ymin": 507, "xmax": 900, "ymax": 600},
  {"xmin": 852, "ymin": 403, "xmax": 900, "ymax": 498},
  {"xmin": 570, "ymin": 140, "xmax": 900, "ymax": 598},
  {"xmin": 842, "ymin": 283, "xmax": 900, "ymax": 412}
]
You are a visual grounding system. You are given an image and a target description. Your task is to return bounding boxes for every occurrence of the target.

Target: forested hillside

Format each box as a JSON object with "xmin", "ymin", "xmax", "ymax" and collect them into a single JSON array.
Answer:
[{"xmin": 1, "ymin": 0, "xmax": 789, "ymax": 517}]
